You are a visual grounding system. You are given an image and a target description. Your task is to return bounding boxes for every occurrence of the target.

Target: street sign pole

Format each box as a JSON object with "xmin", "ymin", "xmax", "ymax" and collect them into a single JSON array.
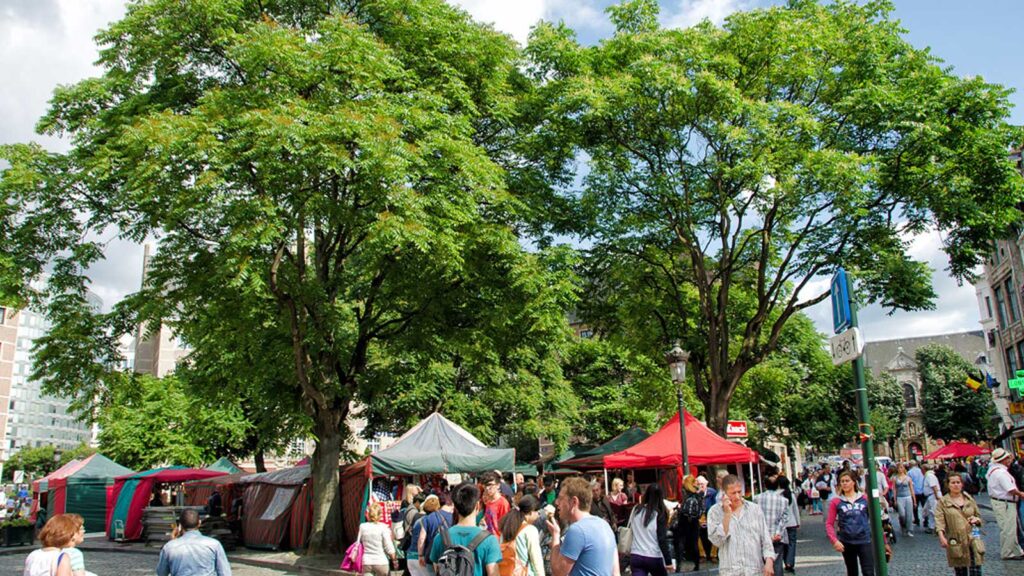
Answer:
[{"xmin": 832, "ymin": 270, "xmax": 888, "ymax": 576}]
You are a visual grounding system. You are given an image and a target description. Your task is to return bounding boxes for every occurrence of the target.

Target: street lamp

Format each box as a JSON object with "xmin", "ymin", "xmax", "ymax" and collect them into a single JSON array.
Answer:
[
  {"xmin": 53, "ymin": 448, "xmax": 62, "ymax": 472},
  {"xmin": 666, "ymin": 343, "xmax": 690, "ymax": 474}
]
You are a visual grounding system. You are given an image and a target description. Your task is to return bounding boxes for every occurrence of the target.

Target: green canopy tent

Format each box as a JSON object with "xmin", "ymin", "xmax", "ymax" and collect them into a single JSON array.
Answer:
[
  {"xmin": 538, "ymin": 444, "xmax": 596, "ymax": 476},
  {"xmin": 205, "ymin": 457, "xmax": 244, "ymax": 474},
  {"xmin": 47, "ymin": 454, "xmax": 134, "ymax": 532},
  {"xmin": 341, "ymin": 413, "xmax": 515, "ymax": 543},
  {"xmin": 558, "ymin": 427, "xmax": 652, "ymax": 470}
]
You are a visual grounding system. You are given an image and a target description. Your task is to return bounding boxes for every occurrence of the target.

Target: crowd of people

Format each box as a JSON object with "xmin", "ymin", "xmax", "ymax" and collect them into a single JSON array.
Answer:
[{"xmin": 20, "ymin": 448, "xmax": 1024, "ymax": 576}]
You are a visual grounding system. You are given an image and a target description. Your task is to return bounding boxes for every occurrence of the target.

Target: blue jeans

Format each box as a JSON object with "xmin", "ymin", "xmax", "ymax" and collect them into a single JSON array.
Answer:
[
  {"xmin": 772, "ymin": 542, "xmax": 785, "ymax": 576},
  {"xmin": 784, "ymin": 527, "xmax": 797, "ymax": 568}
]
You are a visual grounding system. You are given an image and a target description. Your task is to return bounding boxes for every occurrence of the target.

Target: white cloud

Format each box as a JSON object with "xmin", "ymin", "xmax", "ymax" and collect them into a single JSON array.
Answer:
[
  {"xmin": 450, "ymin": 0, "xmax": 548, "ymax": 44},
  {"xmin": 805, "ymin": 228, "xmax": 982, "ymax": 341},
  {"xmin": 662, "ymin": 0, "xmax": 752, "ymax": 29}
]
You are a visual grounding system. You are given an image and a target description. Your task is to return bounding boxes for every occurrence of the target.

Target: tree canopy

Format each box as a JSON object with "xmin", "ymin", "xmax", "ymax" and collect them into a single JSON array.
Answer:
[
  {"xmin": 525, "ymin": 0, "xmax": 1024, "ymax": 431},
  {"xmin": 916, "ymin": 344, "xmax": 999, "ymax": 442},
  {"xmin": 1, "ymin": 0, "xmax": 575, "ymax": 551}
]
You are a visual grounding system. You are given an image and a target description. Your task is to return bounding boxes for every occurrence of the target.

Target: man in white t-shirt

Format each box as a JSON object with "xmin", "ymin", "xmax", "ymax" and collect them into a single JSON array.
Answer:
[
  {"xmin": 921, "ymin": 465, "xmax": 940, "ymax": 533},
  {"xmin": 986, "ymin": 448, "xmax": 1024, "ymax": 560}
]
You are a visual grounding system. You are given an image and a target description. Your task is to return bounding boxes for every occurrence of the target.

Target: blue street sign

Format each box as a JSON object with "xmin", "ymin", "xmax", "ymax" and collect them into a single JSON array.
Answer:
[{"xmin": 831, "ymin": 268, "xmax": 852, "ymax": 334}]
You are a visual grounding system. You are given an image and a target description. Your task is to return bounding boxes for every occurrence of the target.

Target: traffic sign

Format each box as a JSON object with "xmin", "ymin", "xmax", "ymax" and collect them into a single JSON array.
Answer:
[
  {"xmin": 1010, "ymin": 370, "xmax": 1024, "ymax": 391},
  {"xmin": 830, "ymin": 327, "xmax": 864, "ymax": 366},
  {"xmin": 831, "ymin": 269, "xmax": 853, "ymax": 334}
]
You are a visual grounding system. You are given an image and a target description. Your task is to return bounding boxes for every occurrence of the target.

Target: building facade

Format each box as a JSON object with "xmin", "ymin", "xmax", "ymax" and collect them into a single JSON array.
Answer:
[
  {"xmin": 973, "ymin": 148, "xmax": 1024, "ymax": 453},
  {"xmin": 862, "ymin": 330, "xmax": 988, "ymax": 460},
  {"xmin": 0, "ymin": 302, "xmax": 97, "ymax": 466}
]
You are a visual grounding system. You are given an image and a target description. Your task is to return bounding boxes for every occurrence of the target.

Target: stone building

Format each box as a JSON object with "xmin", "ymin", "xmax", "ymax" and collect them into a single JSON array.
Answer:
[
  {"xmin": 972, "ymin": 148, "xmax": 1024, "ymax": 454},
  {"xmin": 862, "ymin": 330, "xmax": 988, "ymax": 460}
]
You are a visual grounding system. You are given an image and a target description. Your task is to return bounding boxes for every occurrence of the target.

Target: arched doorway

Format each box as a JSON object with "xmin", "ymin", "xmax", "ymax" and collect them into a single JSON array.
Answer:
[{"xmin": 908, "ymin": 442, "xmax": 923, "ymax": 459}]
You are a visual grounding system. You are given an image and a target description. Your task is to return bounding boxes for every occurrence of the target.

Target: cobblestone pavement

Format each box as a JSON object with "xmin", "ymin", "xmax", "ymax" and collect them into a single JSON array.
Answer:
[
  {"xmin": 0, "ymin": 549, "xmax": 301, "ymax": 575},
  {"xmin": 3, "ymin": 495, "xmax": 1021, "ymax": 576},
  {"xmin": 675, "ymin": 493, "xmax": 1019, "ymax": 576}
]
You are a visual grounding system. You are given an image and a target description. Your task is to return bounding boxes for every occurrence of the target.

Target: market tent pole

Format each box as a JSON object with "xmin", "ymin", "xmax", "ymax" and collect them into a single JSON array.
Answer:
[{"xmin": 604, "ymin": 469, "xmax": 609, "ymax": 494}]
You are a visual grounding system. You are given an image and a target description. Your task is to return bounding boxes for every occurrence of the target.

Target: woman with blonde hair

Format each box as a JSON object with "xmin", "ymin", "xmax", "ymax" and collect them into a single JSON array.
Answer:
[
  {"xmin": 358, "ymin": 503, "xmax": 397, "ymax": 576},
  {"xmin": 609, "ymin": 478, "xmax": 629, "ymax": 506},
  {"xmin": 672, "ymin": 476, "xmax": 703, "ymax": 573},
  {"xmin": 23, "ymin": 513, "xmax": 83, "ymax": 576}
]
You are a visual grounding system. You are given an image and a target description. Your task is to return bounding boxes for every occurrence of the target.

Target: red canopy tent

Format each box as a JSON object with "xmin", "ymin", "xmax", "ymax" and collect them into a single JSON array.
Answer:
[
  {"xmin": 922, "ymin": 442, "xmax": 990, "ymax": 460},
  {"xmin": 106, "ymin": 468, "xmax": 227, "ymax": 541},
  {"xmin": 603, "ymin": 411, "xmax": 759, "ymax": 469}
]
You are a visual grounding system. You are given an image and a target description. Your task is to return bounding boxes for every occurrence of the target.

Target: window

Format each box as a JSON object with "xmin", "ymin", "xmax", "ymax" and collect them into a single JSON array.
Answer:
[
  {"xmin": 1007, "ymin": 346, "xmax": 1019, "ymax": 380},
  {"xmin": 996, "ymin": 287, "xmax": 1009, "ymax": 328},
  {"xmin": 902, "ymin": 383, "xmax": 917, "ymax": 409},
  {"xmin": 1006, "ymin": 277, "xmax": 1021, "ymax": 323},
  {"xmin": 985, "ymin": 296, "xmax": 993, "ymax": 319}
]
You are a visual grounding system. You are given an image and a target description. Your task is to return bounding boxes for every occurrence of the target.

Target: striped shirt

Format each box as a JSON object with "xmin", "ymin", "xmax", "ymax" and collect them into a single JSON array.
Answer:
[
  {"xmin": 753, "ymin": 490, "xmax": 790, "ymax": 543},
  {"xmin": 707, "ymin": 500, "xmax": 775, "ymax": 576}
]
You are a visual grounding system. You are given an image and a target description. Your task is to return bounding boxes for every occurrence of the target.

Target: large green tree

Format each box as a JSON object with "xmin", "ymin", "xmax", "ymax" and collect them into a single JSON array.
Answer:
[
  {"xmin": 916, "ymin": 344, "xmax": 999, "ymax": 442},
  {"xmin": 525, "ymin": 0, "xmax": 1024, "ymax": 432},
  {"xmin": 96, "ymin": 374, "xmax": 250, "ymax": 470},
  {"xmin": 1, "ymin": 0, "xmax": 574, "ymax": 551},
  {"xmin": 3, "ymin": 446, "xmax": 59, "ymax": 482}
]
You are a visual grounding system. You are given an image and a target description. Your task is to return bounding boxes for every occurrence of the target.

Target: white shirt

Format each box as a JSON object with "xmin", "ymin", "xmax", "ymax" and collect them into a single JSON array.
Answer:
[
  {"xmin": 629, "ymin": 507, "xmax": 665, "ymax": 559},
  {"xmin": 986, "ymin": 462, "xmax": 1019, "ymax": 501},
  {"xmin": 358, "ymin": 521, "xmax": 397, "ymax": 565},
  {"xmin": 924, "ymin": 472, "xmax": 940, "ymax": 498},
  {"xmin": 707, "ymin": 501, "xmax": 775, "ymax": 576}
]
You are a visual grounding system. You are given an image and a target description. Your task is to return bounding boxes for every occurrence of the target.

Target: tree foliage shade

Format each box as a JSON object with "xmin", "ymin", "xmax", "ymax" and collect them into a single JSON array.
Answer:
[
  {"xmin": 525, "ymin": 0, "xmax": 1024, "ymax": 431},
  {"xmin": 96, "ymin": 374, "xmax": 250, "ymax": 471},
  {"xmin": 916, "ymin": 344, "xmax": 999, "ymax": 442},
  {"xmin": 1, "ymin": 0, "xmax": 575, "ymax": 551}
]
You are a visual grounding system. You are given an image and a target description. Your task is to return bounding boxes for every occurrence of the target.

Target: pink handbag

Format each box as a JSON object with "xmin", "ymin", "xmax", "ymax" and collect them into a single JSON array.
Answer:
[{"xmin": 341, "ymin": 540, "xmax": 364, "ymax": 573}]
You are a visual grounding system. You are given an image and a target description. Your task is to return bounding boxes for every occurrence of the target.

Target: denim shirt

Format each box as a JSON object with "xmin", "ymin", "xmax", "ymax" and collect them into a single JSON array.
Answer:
[{"xmin": 156, "ymin": 530, "xmax": 232, "ymax": 576}]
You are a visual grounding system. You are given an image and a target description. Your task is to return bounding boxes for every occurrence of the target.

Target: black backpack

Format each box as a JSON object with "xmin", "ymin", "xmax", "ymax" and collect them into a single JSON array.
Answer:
[
  {"xmin": 681, "ymin": 493, "xmax": 702, "ymax": 521},
  {"xmin": 436, "ymin": 527, "xmax": 490, "ymax": 576}
]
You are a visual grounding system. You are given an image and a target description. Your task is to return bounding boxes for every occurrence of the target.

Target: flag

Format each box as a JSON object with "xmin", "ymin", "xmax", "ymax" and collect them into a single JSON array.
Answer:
[
  {"xmin": 965, "ymin": 375, "xmax": 982, "ymax": 392},
  {"xmin": 987, "ymin": 372, "xmax": 1000, "ymax": 389}
]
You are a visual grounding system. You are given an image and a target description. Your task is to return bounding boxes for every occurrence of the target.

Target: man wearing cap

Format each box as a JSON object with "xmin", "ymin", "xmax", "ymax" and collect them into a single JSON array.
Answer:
[{"xmin": 985, "ymin": 448, "xmax": 1024, "ymax": 560}]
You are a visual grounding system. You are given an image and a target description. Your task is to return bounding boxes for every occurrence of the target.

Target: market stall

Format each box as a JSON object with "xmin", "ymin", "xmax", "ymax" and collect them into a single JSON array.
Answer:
[{"xmin": 341, "ymin": 413, "xmax": 515, "ymax": 544}]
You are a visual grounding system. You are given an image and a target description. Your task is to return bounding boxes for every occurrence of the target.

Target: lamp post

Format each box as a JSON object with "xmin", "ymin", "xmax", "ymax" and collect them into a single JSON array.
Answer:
[
  {"xmin": 666, "ymin": 343, "xmax": 690, "ymax": 474},
  {"xmin": 53, "ymin": 448, "xmax": 62, "ymax": 473}
]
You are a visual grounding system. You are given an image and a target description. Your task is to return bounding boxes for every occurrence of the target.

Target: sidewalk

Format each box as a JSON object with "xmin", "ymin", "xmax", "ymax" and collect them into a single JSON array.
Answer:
[{"xmin": 0, "ymin": 535, "xmax": 348, "ymax": 576}]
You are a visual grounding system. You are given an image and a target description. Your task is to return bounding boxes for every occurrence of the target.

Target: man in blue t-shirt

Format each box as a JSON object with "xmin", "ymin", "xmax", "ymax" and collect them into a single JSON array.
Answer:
[
  {"xmin": 429, "ymin": 482, "xmax": 502, "ymax": 576},
  {"xmin": 548, "ymin": 477, "xmax": 619, "ymax": 576}
]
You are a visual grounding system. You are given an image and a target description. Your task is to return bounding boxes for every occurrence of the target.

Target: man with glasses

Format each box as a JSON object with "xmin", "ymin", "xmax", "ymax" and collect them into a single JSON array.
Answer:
[{"xmin": 480, "ymin": 472, "xmax": 509, "ymax": 537}]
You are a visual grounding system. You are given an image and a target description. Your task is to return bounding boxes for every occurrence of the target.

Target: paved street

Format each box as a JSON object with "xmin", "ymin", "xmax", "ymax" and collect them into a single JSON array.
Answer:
[
  {"xmin": 2, "ymin": 494, "xmax": 1020, "ymax": 576},
  {"xmin": 0, "ymin": 550, "xmax": 300, "ymax": 576},
  {"xmin": 678, "ymin": 493, "xmax": 1018, "ymax": 576}
]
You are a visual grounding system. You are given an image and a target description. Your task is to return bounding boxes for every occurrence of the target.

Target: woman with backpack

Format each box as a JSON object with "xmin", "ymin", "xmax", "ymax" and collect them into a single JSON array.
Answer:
[
  {"xmin": 627, "ymin": 483, "xmax": 673, "ymax": 576},
  {"xmin": 497, "ymin": 495, "xmax": 543, "ymax": 576},
  {"xmin": 672, "ymin": 475, "xmax": 703, "ymax": 573},
  {"xmin": 408, "ymin": 495, "xmax": 440, "ymax": 576},
  {"xmin": 826, "ymin": 470, "xmax": 876, "ymax": 576},
  {"xmin": 417, "ymin": 494, "xmax": 455, "ymax": 575}
]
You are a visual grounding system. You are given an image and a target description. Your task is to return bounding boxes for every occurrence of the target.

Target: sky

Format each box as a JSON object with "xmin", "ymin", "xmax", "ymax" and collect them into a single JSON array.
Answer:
[{"xmin": 3, "ymin": 0, "xmax": 1022, "ymax": 342}]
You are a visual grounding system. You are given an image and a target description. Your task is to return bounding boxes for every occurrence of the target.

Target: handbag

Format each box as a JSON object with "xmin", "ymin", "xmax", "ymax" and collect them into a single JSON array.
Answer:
[
  {"xmin": 341, "ymin": 540, "xmax": 365, "ymax": 572},
  {"xmin": 617, "ymin": 508, "xmax": 636, "ymax": 555}
]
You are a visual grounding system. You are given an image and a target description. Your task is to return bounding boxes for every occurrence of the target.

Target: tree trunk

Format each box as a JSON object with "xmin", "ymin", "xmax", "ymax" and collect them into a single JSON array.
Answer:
[
  {"xmin": 254, "ymin": 450, "xmax": 267, "ymax": 473},
  {"xmin": 307, "ymin": 410, "xmax": 343, "ymax": 553},
  {"xmin": 705, "ymin": 392, "xmax": 731, "ymax": 436}
]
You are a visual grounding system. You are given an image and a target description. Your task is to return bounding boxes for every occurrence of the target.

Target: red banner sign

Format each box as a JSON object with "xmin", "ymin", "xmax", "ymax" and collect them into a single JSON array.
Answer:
[{"xmin": 726, "ymin": 420, "xmax": 748, "ymax": 438}]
